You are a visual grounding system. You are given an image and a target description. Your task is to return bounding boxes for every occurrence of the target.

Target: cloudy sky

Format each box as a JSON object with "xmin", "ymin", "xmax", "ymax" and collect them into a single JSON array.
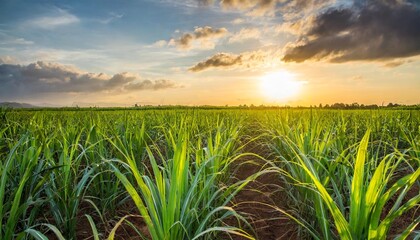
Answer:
[{"xmin": 0, "ymin": 0, "xmax": 419, "ymax": 106}]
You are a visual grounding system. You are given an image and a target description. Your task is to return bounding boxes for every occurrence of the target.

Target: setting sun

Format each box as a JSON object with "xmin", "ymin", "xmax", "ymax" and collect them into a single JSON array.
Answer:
[{"xmin": 260, "ymin": 71, "xmax": 303, "ymax": 101}]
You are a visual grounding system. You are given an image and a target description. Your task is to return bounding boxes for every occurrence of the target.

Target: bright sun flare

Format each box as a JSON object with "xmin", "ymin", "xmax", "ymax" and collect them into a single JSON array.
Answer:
[{"xmin": 260, "ymin": 71, "xmax": 303, "ymax": 101}]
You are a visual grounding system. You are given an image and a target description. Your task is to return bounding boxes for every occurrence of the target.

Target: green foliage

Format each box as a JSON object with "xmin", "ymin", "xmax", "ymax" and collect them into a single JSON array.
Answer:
[
  {"xmin": 109, "ymin": 117, "xmax": 254, "ymax": 239},
  {"xmin": 266, "ymin": 110, "xmax": 420, "ymax": 239},
  {"xmin": 0, "ymin": 108, "xmax": 418, "ymax": 240}
]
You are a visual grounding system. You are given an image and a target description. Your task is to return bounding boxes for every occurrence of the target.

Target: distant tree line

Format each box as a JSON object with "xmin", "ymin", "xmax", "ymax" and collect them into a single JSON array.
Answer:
[
  {"xmin": 236, "ymin": 102, "xmax": 420, "ymax": 110},
  {"xmin": 318, "ymin": 102, "xmax": 378, "ymax": 109},
  {"xmin": 2, "ymin": 102, "xmax": 419, "ymax": 111},
  {"xmin": 315, "ymin": 102, "xmax": 416, "ymax": 109}
]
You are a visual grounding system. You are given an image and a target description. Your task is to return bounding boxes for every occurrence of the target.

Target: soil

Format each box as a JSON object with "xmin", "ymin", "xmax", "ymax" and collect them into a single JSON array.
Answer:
[
  {"xmin": 384, "ymin": 169, "xmax": 420, "ymax": 239},
  {"xmin": 72, "ymin": 139, "xmax": 299, "ymax": 240},
  {"xmin": 51, "ymin": 141, "xmax": 418, "ymax": 240},
  {"xmin": 226, "ymin": 141, "xmax": 299, "ymax": 240}
]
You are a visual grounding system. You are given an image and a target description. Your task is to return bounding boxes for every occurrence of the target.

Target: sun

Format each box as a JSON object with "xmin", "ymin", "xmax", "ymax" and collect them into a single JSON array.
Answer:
[{"xmin": 260, "ymin": 71, "xmax": 303, "ymax": 101}]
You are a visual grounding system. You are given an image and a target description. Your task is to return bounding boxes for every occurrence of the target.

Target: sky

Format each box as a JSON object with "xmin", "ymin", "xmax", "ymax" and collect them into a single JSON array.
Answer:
[{"xmin": 0, "ymin": 0, "xmax": 419, "ymax": 107}]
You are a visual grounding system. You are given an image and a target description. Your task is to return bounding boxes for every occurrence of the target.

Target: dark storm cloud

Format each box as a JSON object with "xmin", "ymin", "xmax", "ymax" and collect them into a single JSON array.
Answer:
[
  {"xmin": 282, "ymin": 0, "xmax": 420, "ymax": 62},
  {"xmin": 0, "ymin": 61, "xmax": 180, "ymax": 98}
]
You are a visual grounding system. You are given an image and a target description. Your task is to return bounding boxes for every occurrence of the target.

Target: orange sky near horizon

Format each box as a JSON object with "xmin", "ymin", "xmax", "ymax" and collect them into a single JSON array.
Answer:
[{"xmin": 0, "ymin": 0, "xmax": 419, "ymax": 107}]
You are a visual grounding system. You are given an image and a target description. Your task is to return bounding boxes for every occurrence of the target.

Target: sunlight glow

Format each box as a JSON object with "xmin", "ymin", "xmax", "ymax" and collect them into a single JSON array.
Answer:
[{"xmin": 260, "ymin": 71, "xmax": 303, "ymax": 101}]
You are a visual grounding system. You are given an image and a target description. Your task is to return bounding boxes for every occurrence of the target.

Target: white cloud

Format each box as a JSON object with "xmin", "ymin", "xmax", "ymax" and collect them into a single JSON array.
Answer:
[
  {"xmin": 228, "ymin": 28, "xmax": 261, "ymax": 43},
  {"xmin": 98, "ymin": 12, "xmax": 124, "ymax": 24},
  {"xmin": 231, "ymin": 18, "xmax": 245, "ymax": 24},
  {"xmin": 0, "ymin": 55, "xmax": 18, "ymax": 64},
  {"xmin": 0, "ymin": 32, "xmax": 34, "ymax": 45},
  {"xmin": 25, "ymin": 8, "xmax": 80, "ymax": 29},
  {"xmin": 152, "ymin": 40, "xmax": 168, "ymax": 47}
]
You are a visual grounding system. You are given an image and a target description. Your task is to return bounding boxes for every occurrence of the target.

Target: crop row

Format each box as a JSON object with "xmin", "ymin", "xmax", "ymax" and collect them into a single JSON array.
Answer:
[{"xmin": 0, "ymin": 109, "xmax": 419, "ymax": 239}]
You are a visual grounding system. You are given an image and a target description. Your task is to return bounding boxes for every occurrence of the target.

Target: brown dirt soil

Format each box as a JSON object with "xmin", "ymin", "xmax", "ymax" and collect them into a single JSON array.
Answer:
[
  {"xmin": 96, "ymin": 139, "xmax": 299, "ymax": 240},
  {"xmin": 221, "ymin": 138, "xmax": 300, "ymax": 240},
  {"xmin": 384, "ymin": 169, "xmax": 420, "ymax": 239},
  {"xmin": 51, "ymin": 143, "xmax": 418, "ymax": 240},
  {"xmin": 228, "ymin": 160, "xmax": 298, "ymax": 240},
  {"xmin": 114, "ymin": 215, "xmax": 150, "ymax": 240}
]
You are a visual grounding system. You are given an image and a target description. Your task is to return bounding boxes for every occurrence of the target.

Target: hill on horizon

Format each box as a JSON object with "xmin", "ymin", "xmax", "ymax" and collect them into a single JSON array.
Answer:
[{"xmin": 0, "ymin": 102, "xmax": 38, "ymax": 108}]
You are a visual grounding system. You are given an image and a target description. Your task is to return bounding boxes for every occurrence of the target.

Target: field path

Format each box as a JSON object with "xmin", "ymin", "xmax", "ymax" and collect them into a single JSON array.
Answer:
[{"xmin": 229, "ymin": 139, "xmax": 298, "ymax": 240}]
